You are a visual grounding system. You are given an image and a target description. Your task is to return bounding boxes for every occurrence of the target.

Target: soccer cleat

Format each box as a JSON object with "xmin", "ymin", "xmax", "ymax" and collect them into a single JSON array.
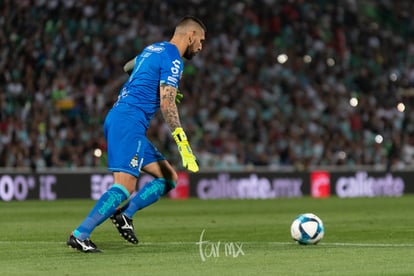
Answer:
[
  {"xmin": 110, "ymin": 211, "xmax": 139, "ymax": 244},
  {"xmin": 67, "ymin": 234, "xmax": 102, "ymax": 253}
]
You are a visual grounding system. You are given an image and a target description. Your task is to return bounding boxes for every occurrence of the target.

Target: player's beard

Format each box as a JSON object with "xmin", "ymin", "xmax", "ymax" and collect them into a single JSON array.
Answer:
[{"xmin": 183, "ymin": 45, "xmax": 197, "ymax": 60}]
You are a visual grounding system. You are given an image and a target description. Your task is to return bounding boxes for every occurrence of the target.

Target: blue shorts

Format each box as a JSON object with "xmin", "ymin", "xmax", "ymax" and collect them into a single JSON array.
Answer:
[{"xmin": 104, "ymin": 106, "xmax": 165, "ymax": 177}]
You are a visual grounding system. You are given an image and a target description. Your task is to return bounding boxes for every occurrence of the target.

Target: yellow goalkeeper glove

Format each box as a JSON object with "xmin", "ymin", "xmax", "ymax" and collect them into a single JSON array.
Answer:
[{"xmin": 172, "ymin": 128, "xmax": 199, "ymax": 172}]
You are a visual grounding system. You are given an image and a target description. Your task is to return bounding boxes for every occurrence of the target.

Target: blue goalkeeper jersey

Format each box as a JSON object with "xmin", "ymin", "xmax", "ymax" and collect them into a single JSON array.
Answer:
[{"xmin": 114, "ymin": 41, "xmax": 183, "ymax": 129}]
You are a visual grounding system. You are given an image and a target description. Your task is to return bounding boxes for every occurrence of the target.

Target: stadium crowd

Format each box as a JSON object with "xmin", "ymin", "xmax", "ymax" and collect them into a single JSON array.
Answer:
[{"xmin": 1, "ymin": 0, "xmax": 414, "ymax": 171}]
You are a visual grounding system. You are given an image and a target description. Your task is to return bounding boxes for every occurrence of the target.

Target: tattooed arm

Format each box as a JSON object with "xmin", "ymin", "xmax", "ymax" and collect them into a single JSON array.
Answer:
[
  {"xmin": 159, "ymin": 84, "xmax": 181, "ymax": 130},
  {"xmin": 160, "ymin": 83, "xmax": 199, "ymax": 172}
]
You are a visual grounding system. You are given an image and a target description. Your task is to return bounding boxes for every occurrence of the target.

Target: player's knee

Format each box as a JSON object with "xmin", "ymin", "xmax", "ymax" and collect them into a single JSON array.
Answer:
[{"xmin": 113, "ymin": 172, "xmax": 138, "ymax": 194}]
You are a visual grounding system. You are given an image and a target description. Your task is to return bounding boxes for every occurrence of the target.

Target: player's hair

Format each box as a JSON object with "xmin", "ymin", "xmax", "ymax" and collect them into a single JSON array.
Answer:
[{"xmin": 177, "ymin": 15, "xmax": 207, "ymax": 32}]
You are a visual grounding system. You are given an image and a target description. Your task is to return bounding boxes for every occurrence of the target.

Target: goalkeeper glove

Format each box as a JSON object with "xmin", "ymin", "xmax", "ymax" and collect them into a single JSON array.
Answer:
[
  {"xmin": 175, "ymin": 89, "xmax": 183, "ymax": 104},
  {"xmin": 172, "ymin": 128, "xmax": 199, "ymax": 172}
]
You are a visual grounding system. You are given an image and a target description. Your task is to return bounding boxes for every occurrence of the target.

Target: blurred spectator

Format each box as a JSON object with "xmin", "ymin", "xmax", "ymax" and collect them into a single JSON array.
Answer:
[{"xmin": 1, "ymin": 0, "xmax": 414, "ymax": 171}]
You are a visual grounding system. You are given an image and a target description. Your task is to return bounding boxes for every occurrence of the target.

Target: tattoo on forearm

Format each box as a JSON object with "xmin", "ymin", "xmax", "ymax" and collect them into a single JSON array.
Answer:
[{"xmin": 160, "ymin": 84, "xmax": 181, "ymax": 130}]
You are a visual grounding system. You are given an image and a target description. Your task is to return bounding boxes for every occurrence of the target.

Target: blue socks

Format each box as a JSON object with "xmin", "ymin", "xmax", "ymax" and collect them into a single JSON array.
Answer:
[
  {"xmin": 74, "ymin": 184, "xmax": 130, "ymax": 240},
  {"xmin": 124, "ymin": 178, "xmax": 175, "ymax": 219},
  {"xmin": 73, "ymin": 179, "xmax": 175, "ymax": 240}
]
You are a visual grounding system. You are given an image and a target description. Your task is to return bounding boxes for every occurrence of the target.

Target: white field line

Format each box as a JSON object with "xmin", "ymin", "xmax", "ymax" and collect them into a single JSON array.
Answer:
[{"xmin": 0, "ymin": 241, "xmax": 414, "ymax": 247}]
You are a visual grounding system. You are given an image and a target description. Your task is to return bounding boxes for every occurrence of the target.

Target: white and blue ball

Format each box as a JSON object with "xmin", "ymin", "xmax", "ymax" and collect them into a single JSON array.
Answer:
[{"xmin": 290, "ymin": 213, "xmax": 324, "ymax": 245}]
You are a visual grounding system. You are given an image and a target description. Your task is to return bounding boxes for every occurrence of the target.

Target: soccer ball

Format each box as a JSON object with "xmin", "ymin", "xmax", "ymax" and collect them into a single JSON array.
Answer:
[{"xmin": 290, "ymin": 213, "xmax": 324, "ymax": 245}]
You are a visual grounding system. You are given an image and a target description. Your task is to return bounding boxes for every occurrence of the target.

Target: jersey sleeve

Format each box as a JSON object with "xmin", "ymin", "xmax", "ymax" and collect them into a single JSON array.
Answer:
[{"xmin": 159, "ymin": 50, "xmax": 183, "ymax": 88}]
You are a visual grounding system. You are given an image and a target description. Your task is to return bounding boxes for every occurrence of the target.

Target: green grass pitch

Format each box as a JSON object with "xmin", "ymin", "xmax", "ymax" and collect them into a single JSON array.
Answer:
[{"xmin": 1, "ymin": 196, "xmax": 414, "ymax": 275}]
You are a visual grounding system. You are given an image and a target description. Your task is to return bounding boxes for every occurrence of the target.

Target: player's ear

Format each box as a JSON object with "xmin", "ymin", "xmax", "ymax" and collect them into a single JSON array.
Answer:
[{"xmin": 188, "ymin": 30, "xmax": 196, "ymax": 44}]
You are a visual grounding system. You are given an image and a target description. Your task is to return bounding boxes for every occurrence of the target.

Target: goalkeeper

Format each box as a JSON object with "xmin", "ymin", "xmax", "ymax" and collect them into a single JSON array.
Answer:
[{"xmin": 67, "ymin": 15, "xmax": 206, "ymax": 253}]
